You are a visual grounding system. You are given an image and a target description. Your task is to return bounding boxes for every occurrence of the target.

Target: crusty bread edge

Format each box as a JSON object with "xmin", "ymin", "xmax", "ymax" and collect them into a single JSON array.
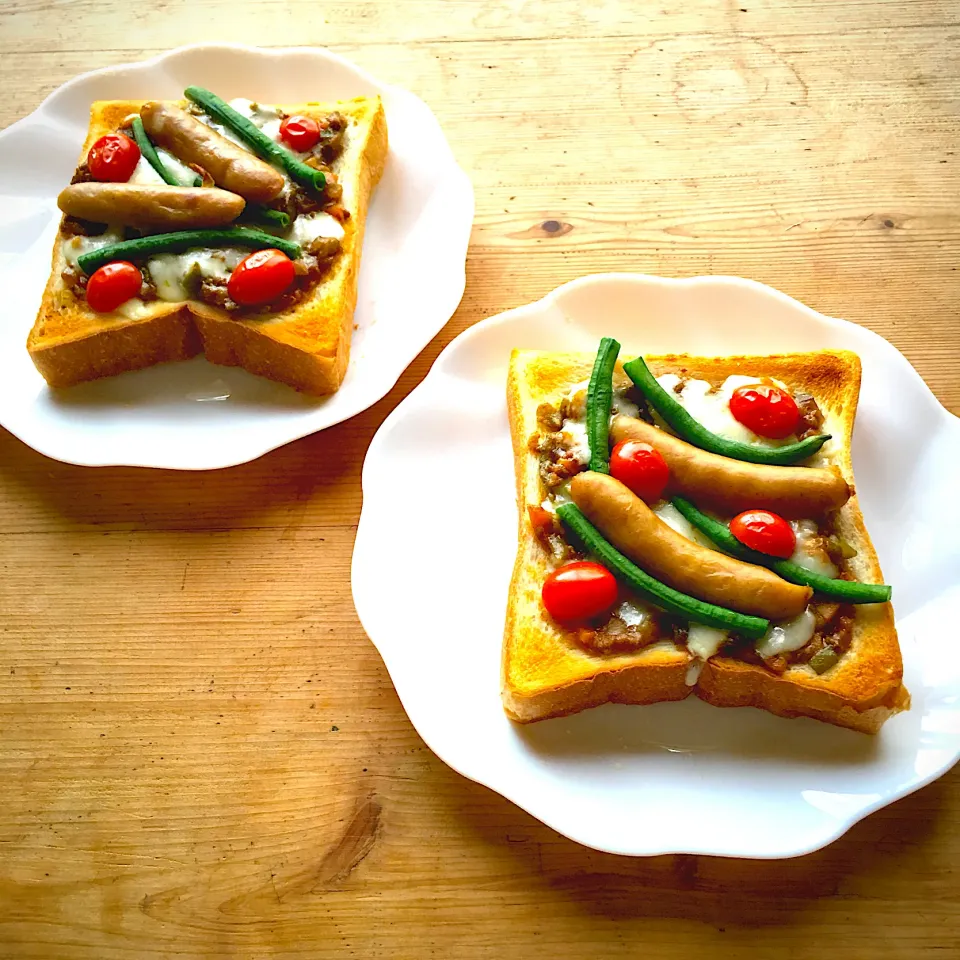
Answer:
[{"xmin": 28, "ymin": 303, "xmax": 202, "ymax": 387}]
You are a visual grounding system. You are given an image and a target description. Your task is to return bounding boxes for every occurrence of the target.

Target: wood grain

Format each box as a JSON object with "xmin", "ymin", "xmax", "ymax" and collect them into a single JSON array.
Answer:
[{"xmin": 1, "ymin": 1, "xmax": 959, "ymax": 956}]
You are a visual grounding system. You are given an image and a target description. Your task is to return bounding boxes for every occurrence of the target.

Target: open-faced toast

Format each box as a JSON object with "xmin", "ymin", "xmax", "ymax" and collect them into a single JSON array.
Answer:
[
  {"xmin": 28, "ymin": 91, "xmax": 388, "ymax": 395},
  {"xmin": 503, "ymin": 347, "xmax": 908, "ymax": 733}
]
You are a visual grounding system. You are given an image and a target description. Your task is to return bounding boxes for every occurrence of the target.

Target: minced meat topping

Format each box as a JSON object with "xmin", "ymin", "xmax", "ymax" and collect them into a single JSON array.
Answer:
[{"xmin": 530, "ymin": 383, "xmax": 854, "ymax": 674}]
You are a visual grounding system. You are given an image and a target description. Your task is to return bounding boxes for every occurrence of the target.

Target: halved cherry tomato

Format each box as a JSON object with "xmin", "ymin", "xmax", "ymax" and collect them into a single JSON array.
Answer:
[
  {"xmin": 87, "ymin": 134, "xmax": 141, "ymax": 182},
  {"xmin": 541, "ymin": 561, "xmax": 618, "ymax": 623},
  {"xmin": 279, "ymin": 115, "xmax": 321, "ymax": 152},
  {"xmin": 730, "ymin": 509, "xmax": 797, "ymax": 558},
  {"xmin": 609, "ymin": 440, "xmax": 670, "ymax": 503},
  {"xmin": 729, "ymin": 383, "xmax": 800, "ymax": 439},
  {"xmin": 85, "ymin": 261, "xmax": 143, "ymax": 313},
  {"xmin": 227, "ymin": 249, "xmax": 296, "ymax": 306}
]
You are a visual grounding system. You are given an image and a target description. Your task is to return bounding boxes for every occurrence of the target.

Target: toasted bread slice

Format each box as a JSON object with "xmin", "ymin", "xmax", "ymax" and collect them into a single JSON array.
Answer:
[
  {"xmin": 27, "ymin": 96, "xmax": 388, "ymax": 395},
  {"xmin": 503, "ymin": 349, "xmax": 907, "ymax": 733}
]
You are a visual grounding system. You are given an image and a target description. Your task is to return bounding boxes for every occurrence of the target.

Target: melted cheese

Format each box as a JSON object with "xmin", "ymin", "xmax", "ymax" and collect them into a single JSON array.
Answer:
[
  {"xmin": 616, "ymin": 599, "xmax": 653, "ymax": 627},
  {"xmin": 564, "ymin": 379, "xmax": 639, "ymax": 420},
  {"xmin": 756, "ymin": 608, "xmax": 816, "ymax": 659},
  {"xmin": 157, "ymin": 147, "xmax": 199, "ymax": 186},
  {"xmin": 613, "ymin": 392, "xmax": 640, "ymax": 418},
  {"xmin": 115, "ymin": 298, "xmax": 155, "ymax": 320},
  {"xmin": 228, "ymin": 98, "xmax": 281, "ymax": 128},
  {"xmin": 554, "ymin": 379, "xmax": 641, "ymax": 471},
  {"xmin": 653, "ymin": 501, "xmax": 696, "ymax": 539},
  {"xmin": 128, "ymin": 155, "xmax": 164, "ymax": 185},
  {"xmin": 560, "ymin": 418, "xmax": 591, "ymax": 465},
  {"xmin": 652, "ymin": 501, "xmax": 717, "ymax": 549},
  {"xmin": 196, "ymin": 99, "xmax": 257, "ymax": 149},
  {"xmin": 289, "ymin": 211, "xmax": 345, "ymax": 245},
  {"xmin": 685, "ymin": 660, "xmax": 703, "ymax": 686},
  {"xmin": 146, "ymin": 248, "xmax": 246, "ymax": 302},
  {"xmin": 790, "ymin": 520, "xmax": 839, "ymax": 578},
  {"xmin": 202, "ymin": 98, "xmax": 286, "ymax": 148},
  {"xmin": 60, "ymin": 232, "xmax": 152, "ymax": 316},
  {"xmin": 687, "ymin": 623, "xmax": 728, "ymax": 661},
  {"xmin": 60, "ymin": 230, "xmax": 125, "ymax": 269},
  {"xmin": 655, "ymin": 374, "xmax": 795, "ymax": 447},
  {"xmin": 129, "ymin": 149, "xmax": 201, "ymax": 188}
]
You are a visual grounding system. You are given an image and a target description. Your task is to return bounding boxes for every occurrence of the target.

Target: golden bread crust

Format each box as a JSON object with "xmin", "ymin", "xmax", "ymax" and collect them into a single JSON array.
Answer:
[
  {"xmin": 502, "ymin": 348, "xmax": 907, "ymax": 733},
  {"xmin": 27, "ymin": 97, "xmax": 388, "ymax": 395}
]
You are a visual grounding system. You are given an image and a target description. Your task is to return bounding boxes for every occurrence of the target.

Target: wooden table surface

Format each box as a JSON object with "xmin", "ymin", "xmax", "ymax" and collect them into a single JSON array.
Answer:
[{"xmin": 1, "ymin": 1, "xmax": 958, "ymax": 957}]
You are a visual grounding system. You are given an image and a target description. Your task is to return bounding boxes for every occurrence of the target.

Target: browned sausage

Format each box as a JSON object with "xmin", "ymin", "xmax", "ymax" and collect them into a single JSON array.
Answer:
[
  {"xmin": 58, "ymin": 182, "xmax": 245, "ymax": 229},
  {"xmin": 610, "ymin": 416, "xmax": 850, "ymax": 519},
  {"xmin": 569, "ymin": 471, "xmax": 812, "ymax": 620},
  {"xmin": 140, "ymin": 101, "xmax": 285, "ymax": 203}
]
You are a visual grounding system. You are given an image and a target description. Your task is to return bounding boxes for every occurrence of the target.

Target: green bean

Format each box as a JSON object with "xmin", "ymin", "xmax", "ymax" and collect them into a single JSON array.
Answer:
[
  {"xmin": 184, "ymin": 86, "xmax": 326, "ymax": 192},
  {"xmin": 556, "ymin": 502, "xmax": 770, "ymax": 639},
  {"xmin": 622, "ymin": 355, "xmax": 831, "ymax": 465},
  {"xmin": 239, "ymin": 205, "xmax": 291, "ymax": 230},
  {"xmin": 670, "ymin": 496, "xmax": 892, "ymax": 604},
  {"xmin": 131, "ymin": 118, "xmax": 200, "ymax": 187},
  {"xmin": 76, "ymin": 228, "xmax": 300, "ymax": 274},
  {"xmin": 586, "ymin": 337, "xmax": 620, "ymax": 474}
]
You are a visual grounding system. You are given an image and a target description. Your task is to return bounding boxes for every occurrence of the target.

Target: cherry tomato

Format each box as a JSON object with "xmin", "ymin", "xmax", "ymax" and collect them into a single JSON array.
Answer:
[
  {"xmin": 729, "ymin": 383, "xmax": 800, "ymax": 439},
  {"xmin": 279, "ymin": 115, "xmax": 321, "ymax": 152},
  {"xmin": 227, "ymin": 249, "xmax": 296, "ymax": 306},
  {"xmin": 87, "ymin": 134, "xmax": 140, "ymax": 182},
  {"xmin": 541, "ymin": 561, "xmax": 618, "ymax": 623},
  {"xmin": 730, "ymin": 509, "xmax": 797, "ymax": 558},
  {"xmin": 609, "ymin": 440, "xmax": 670, "ymax": 502},
  {"xmin": 85, "ymin": 261, "xmax": 143, "ymax": 313}
]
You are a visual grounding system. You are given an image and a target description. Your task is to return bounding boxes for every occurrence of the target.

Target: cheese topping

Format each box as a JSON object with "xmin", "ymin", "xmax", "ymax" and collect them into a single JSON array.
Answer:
[
  {"xmin": 198, "ymin": 98, "xmax": 308, "ymax": 158},
  {"xmin": 560, "ymin": 418, "xmax": 591, "ymax": 466},
  {"xmin": 114, "ymin": 298, "xmax": 155, "ymax": 320},
  {"xmin": 146, "ymin": 248, "xmax": 246, "ymax": 301},
  {"xmin": 157, "ymin": 147, "xmax": 199, "ymax": 186},
  {"xmin": 613, "ymin": 392, "xmax": 641, "ymax": 419},
  {"xmin": 564, "ymin": 379, "xmax": 640, "ymax": 419},
  {"xmin": 127, "ymin": 148, "xmax": 198, "ymax": 188},
  {"xmin": 685, "ymin": 661, "xmax": 703, "ymax": 686},
  {"xmin": 128, "ymin": 155, "xmax": 164, "ymax": 185},
  {"xmin": 61, "ymin": 230, "xmax": 125, "ymax": 269},
  {"xmin": 652, "ymin": 501, "xmax": 717, "ymax": 549},
  {"xmin": 687, "ymin": 623, "xmax": 729, "ymax": 661},
  {"xmin": 790, "ymin": 520, "xmax": 839, "ymax": 578},
  {"xmin": 224, "ymin": 97, "xmax": 284, "ymax": 141},
  {"xmin": 655, "ymin": 374, "xmax": 795, "ymax": 447},
  {"xmin": 616, "ymin": 599, "xmax": 653, "ymax": 627},
  {"xmin": 194, "ymin": 98, "xmax": 282, "ymax": 149},
  {"xmin": 196, "ymin": 99, "xmax": 255, "ymax": 149},
  {"xmin": 556, "ymin": 379, "xmax": 641, "ymax": 468},
  {"xmin": 653, "ymin": 501, "xmax": 697, "ymax": 539},
  {"xmin": 756, "ymin": 608, "xmax": 816, "ymax": 659},
  {"xmin": 289, "ymin": 211, "xmax": 345, "ymax": 245}
]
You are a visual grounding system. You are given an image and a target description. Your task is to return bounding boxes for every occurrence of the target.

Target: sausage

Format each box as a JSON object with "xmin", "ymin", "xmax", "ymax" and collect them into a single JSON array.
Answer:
[
  {"xmin": 610, "ymin": 416, "xmax": 850, "ymax": 519},
  {"xmin": 140, "ymin": 101, "xmax": 285, "ymax": 203},
  {"xmin": 58, "ymin": 183, "xmax": 245, "ymax": 229},
  {"xmin": 569, "ymin": 471, "xmax": 812, "ymax": 620}
]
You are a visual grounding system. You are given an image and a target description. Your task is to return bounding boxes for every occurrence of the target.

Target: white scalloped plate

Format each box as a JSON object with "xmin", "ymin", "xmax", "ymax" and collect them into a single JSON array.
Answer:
[
  {"xmin": 0, "ymin": 44, "xmax": 473, "ymax": 469},
  {"xmin": 353, "ymin": 273, "xmax": 960, "ymax": 858}
]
